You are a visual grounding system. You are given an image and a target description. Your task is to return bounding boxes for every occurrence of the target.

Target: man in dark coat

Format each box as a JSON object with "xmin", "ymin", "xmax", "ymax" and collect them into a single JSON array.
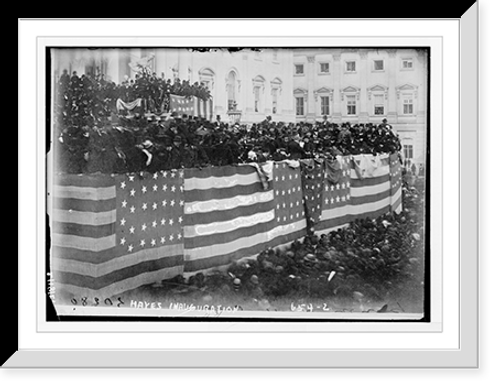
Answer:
[
  {"xmin": 167, "ymin": 135, "xmax": 184, "ymax": 169},
  {"xmin": 70, "ymin": 71, "xmax": 80, "ymax": 89},
  {"xmin": 59, "ymin": 69, "xmax": 70, "ymax": 90},
  {"xmin": 287, "ymin": 133, "xmax": 305, "ymax": 160}
]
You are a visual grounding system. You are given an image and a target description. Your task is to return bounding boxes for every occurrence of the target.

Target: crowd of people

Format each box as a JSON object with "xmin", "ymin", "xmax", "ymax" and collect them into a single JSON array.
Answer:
[
  {"xmin": 56, "ymin": 109, "xmax": 403, "ymax": 174},
  {"xmin": 54, "ymin": 68, "xmax": 405, "ymax": 174},
  {"xmin": 56, "ymin": 68, "xmax": 212, "ymax": 127}
]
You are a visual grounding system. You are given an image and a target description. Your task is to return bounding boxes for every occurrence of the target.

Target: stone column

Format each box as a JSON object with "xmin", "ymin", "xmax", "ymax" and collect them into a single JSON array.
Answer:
[
  {"xmin": 416, "ymin": 49, "xmax": 428, "ymax": 164},
  {"xmin": 102, "ymin": 49, "xmax": 120, "ymax": 83},
  {"xmin": 387, "ymin": 48, "xmax": 398, "ymax": 123},
  {"xmin": 358, "ymin": 49, "xmax": 369, "ymax": 123},
  {"xmin": 306, "ymin": 55, "xmax": 316, "ymax": 122},
  {"xmin": 262, "ymin": 78, "xmax": 269, "ymax": 117},
  {"xmin": 178, "ymin": 48, "xmax": 189, "ymax": 81},
  {"xmin": 154, "ymin": 48, "xmax": 169, "ymax": 80},
  {"xmin": 416, "ymin": 50, "xmax": 427, "ymax": 122},
  {"xmin": 129, "ymin": 49, "xmax": 142, "ymax": 79},
  {"xmin": 332, "ymin": 50, "xmax": 342, "ymax": 123},
  {"xmin": 241, "ymin": 52, "xmax": 249, "ymax": 122}
]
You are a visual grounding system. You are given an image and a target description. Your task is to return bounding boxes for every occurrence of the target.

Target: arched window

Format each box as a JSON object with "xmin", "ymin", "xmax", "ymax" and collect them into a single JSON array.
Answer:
[{"xmin": 198, "ymin": 67, "xmax": 215, "ymax": 93}]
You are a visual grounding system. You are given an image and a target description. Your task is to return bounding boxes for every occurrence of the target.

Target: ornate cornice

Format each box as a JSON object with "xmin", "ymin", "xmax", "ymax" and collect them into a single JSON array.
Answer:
[
  {"xmin": 396, "ymin": 83, "xmax": 419, "ymax": 99},
  {"xmin": 367, "ymin": 84, "xmax": 388, "ymax": 100},
  {"xmin": 341, "ymin": 85, "xmax": 360, "ymax": 100}
]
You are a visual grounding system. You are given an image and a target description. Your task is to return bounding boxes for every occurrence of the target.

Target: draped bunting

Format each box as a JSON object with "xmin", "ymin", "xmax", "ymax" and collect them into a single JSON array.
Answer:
[
  {"xmin": 352, "ymin": 154, "xmax": 383, "ymax": 179},
  {"xmin": 50, "ymin": 153, "xmax": 403, "ymax": 298},
  {"xmin": 324, "ymin": 156, "xmax": 345, "ymax": 185},
  {"xmin": 116, "ymin": 98, "xmax": 143, "ymax": 112},
  {"xmin": 248, "ymin": 161, "xmax": 274, "ymax": 190}
]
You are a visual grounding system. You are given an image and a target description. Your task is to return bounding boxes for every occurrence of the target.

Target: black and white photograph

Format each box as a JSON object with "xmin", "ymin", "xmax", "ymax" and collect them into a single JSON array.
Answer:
[
  {"xmin": 46, "ymin": 45, "xmax": 429, "ymax": 321},
  {"xmin": 12, "ymin": 12, "xmax": 485, "ymax": 375}
]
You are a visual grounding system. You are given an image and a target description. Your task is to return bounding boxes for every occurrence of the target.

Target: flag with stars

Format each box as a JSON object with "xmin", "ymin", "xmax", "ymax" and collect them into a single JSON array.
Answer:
[
  {"xmin": 316, "ymin": 155, "xmax": 353, "ymax": 235},
  {"xmin": 169, "ymin": 94, "xmax": 194, "ymax": 116},
  {"xmin": 50, "ymin": 170, "xmax": 185, "ymax": 300},
  {"xmin": 268, "ymin": 161, "xmax": 308, "ymax": 246},
  {"xmin": 300, "ymin": 159, "xmax": 325, "ymax": 233},
  {"xmin": 389, "ymin": 152, "xmax": 403, "ymax": 213}
]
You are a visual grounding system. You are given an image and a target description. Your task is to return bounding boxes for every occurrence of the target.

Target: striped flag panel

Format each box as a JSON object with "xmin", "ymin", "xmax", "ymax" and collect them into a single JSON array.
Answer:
[
  {"xmin": 183, "ymin": 164, "xmax": 277, "ymax": 273},
  {"xmin": 51, "ymin": 171, "xmax": 185, "ymax": 301},
  {"xmin": 193, "ymin": 96, "xmax": 213, "ymax": 120},
  {"xmin": 316, "ymin": 154, "xmax": 395, "ymax": 235},
  {"xmin": 348, "ymin": 153, "xmax": 392, "ymax": 220}
]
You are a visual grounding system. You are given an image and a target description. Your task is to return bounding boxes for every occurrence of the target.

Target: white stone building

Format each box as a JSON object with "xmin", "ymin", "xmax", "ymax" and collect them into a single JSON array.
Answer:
[
  {"xmin": 50, "ymin": 46, "xmax": 428, "ymax": 163},
  {"xmin": 292, "ymin": 48, "xmax": 429, "ymax": 164},
  {"xmin": 51, "ymin": 47, "xmax": 296, "ymax": 124}
]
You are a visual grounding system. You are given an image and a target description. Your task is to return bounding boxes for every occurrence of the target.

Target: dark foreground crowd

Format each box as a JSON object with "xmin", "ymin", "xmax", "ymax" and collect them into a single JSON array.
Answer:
[{"xmin": 55, "ymin": 113, "xmax": 403, "ymax": 174}]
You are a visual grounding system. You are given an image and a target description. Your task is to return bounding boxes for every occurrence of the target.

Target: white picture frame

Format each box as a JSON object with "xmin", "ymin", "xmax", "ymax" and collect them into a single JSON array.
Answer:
[{"xmin": 11, "ymin": 3, "xmax": 479, "ymax": 368}]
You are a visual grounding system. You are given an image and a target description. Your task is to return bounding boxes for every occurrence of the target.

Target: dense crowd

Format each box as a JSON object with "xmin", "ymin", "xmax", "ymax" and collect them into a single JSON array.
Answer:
[
  {"xmin": 56, "ymin": 68, "xmax": 211, "ymax": 126},
  {"xmin": 54, "ymin": 68, "xmax": 403, "ymax": 174},
  {"xmin": 55, "ymin": 113, "xmax": 403, "ymax": 174}
]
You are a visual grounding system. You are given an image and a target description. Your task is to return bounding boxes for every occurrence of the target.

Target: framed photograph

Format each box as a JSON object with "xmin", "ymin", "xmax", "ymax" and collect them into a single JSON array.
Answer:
[{"xmin": 11, "ymin": 11, "xmax": 478, "ymax": 368}]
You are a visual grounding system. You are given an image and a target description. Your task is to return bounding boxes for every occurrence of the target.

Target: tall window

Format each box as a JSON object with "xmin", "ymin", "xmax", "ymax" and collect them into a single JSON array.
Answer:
[
  {"xmin": 403, "ymin": 144, "xmax": 414, "ymax": 159},
  {"xmin": 321, "ymin": 96, "xmax": 330, "ymax": 116},
  {"xmin": 270, "ymin": 78, "xmax": 282, "ymax": 115},
  {"xmin": 271, "ymin": 88, "xmax": 278, "ymax": 114},
  {"xmin": 296, "ymin": 97, "xmax": 305, "ymax": 116},
  {"xmin": 374, "ymin": 94, "xmax": 385, "ymax": 115},
  {"xmin": 252, "ymin": 75, "xmax": 265, "ymax": 113},
  {"xmin": 403, "ymin": 94, "xmax": 414, "ymax": 114},
  {"xmin": 254, "ymin": 86, "xmax": 260, "ymax": 112},
  {"xmin": 346, "ymin": 95, "xmax": 356, "ymax": 115},
  {"xmin": 227, "ymin": 70, "xmax": 237, "ymax": 111}
]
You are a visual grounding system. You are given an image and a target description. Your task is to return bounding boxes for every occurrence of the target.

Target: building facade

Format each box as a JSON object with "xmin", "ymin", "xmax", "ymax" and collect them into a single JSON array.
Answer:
[
  {"xmin": 292, "ymin": 48, "xmax": 429, "ymax": 164},
  {"xmin": 51, "ymin": 47, "xmax": 296, "ymax": 124}
]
